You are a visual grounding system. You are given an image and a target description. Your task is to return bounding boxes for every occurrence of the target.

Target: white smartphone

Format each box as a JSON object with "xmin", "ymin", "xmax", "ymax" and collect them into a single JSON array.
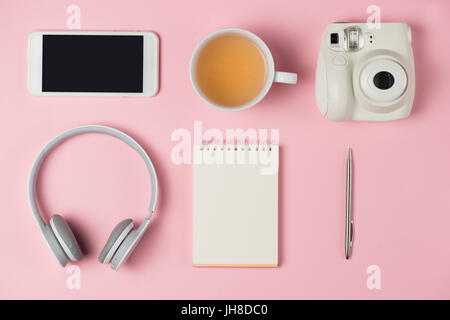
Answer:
[{"xmin": 28, "ymin": 31, "xmax": 159, "ymax": 97}]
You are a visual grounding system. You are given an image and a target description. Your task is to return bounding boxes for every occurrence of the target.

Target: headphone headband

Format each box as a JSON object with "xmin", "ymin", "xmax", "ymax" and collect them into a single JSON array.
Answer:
[{"xmin": 28, "ymin": 125, "xmax": 158, "ymax": 230}]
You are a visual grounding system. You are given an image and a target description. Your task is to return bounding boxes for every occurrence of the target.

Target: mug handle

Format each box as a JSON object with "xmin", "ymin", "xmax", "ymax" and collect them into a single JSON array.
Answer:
[{"xmin": 274, "ymin": 71, "xmax": 298, "ymax": 84}]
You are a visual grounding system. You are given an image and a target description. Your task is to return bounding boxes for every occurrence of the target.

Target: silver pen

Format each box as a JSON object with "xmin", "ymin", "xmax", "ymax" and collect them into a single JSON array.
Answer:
[{"xmin": 345, "ymin": 148, "xmax": 354, "ymax": 260}]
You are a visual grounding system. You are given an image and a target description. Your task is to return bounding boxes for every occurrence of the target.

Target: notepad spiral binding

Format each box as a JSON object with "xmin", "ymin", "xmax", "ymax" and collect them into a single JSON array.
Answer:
[
  {"xmin": 194, "ymin": 144, "xmax": 278, "ymax": 173},
  {"xmin": 197, "ymin": 143, "xmax": 273, "ymax": 152}
]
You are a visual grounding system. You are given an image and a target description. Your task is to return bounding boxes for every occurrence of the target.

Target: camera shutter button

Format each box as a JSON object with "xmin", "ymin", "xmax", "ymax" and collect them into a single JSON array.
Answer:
[{"xmin": 332, "ymin": 54, "xmax": 347, "ymax": 66}]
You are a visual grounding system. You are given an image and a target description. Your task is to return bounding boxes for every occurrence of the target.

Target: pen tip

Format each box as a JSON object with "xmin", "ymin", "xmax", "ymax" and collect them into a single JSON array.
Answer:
[{"xmin": 348, "ymin": 148, "xmax": 352, "ymax": 159}]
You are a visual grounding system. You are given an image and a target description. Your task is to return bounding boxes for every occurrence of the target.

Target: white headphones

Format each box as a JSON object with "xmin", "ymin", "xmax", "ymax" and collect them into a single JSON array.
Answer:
[{"xmin": 28, "ymin": 125, "xmax": 158, "ymax": 271}]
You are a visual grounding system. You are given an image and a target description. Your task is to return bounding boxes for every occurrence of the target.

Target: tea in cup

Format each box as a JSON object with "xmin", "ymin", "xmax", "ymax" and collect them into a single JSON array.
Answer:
[{"xmin": 190, "ymin": 28, "xmax": 297, "ymax": 111}]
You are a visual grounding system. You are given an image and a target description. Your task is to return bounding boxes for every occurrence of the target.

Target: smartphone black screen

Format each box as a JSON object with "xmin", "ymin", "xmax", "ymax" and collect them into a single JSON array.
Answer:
[{"xmin": 42, "ymin": 35, "xmax": 143, "ymax": 93}]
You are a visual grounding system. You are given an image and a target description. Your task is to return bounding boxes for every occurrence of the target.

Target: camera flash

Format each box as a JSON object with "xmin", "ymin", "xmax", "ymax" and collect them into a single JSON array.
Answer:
[{"xmin": 348, "ymin": 30, "xmax": 359, "ymax": 49}]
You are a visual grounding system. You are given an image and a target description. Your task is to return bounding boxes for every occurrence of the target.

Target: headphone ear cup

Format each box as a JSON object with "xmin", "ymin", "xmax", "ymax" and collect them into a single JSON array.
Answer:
[
  {"xmin": 98, "ymin": 219, "xmax": 134, "ymax": 264},
  {"xmin": 110, "ymin": 230, "xmax": 140, "ymax": 271},
  {"xmin": 110, "ymin": 218, "xmax": 150, "ymax": 271},
  {"xmin": 42, "ymin": 224, "xmax": 69, "ymax": 266},
  {"xmin": 50, "ymin": 215, "xmax": 83, "ymax": 261}
]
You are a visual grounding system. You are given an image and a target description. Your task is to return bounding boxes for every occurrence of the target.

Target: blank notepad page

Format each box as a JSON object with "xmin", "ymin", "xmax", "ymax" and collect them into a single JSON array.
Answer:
[{"xmin": 193, "ymin": 144, "xmax": 278, "ymax": 267}]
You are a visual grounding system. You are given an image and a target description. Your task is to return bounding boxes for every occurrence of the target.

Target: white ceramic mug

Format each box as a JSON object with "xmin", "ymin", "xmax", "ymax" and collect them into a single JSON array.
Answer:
[{"xmin": 190, "ymin": 28, "xmax": 298, "ymax": 111}]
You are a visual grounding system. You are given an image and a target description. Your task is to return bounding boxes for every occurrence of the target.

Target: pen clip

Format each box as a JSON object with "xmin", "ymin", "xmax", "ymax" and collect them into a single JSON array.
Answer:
[{"xmin": 350, "ymin": 220, "xmax": 354, "ymax": 247}]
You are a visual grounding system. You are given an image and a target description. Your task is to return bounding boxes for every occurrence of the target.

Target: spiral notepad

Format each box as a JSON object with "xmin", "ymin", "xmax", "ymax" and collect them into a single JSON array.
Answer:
[{"xmin": 193, "ymin": 144, "xmax": 278, "ymax": 267}]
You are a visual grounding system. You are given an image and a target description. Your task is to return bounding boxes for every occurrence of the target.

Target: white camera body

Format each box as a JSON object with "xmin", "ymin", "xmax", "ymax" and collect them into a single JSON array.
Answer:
[{"xmin": 315, "ymin": 23, "xmax": 415, "ymax": 122}]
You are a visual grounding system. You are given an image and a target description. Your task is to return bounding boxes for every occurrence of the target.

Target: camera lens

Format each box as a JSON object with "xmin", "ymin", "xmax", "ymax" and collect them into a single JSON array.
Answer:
[
  {"xmin": 373, "ymin": 71, "xmax": 395, "ymax": 90},
  {"xmin": 360, "ymin": 59, "xmax": 407, "ymax": 103},
  {"xmin": 330, "ymin": 33, "xmax": 339, "ymax": 44}
]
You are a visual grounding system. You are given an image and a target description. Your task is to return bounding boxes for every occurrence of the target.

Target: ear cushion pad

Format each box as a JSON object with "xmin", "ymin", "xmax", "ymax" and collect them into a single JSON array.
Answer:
[
  {"xmin": 110, "ymin": 230, "xmax": 140, "ymax": 271},
  {"xmin": 42, "ymin": 224, "xmax": 69, "ymax": 266},
  {"xmin": 98, "ymin": 219, "xmax": 134, "ymax": 264},
  {"xmin": 50, "ymin": 215, "xmax": 83, "ymax": 261}
]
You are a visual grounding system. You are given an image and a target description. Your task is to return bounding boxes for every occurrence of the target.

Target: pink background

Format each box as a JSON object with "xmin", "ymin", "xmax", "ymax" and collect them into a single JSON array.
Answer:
[{"xmin": 1, "ymin": 0, "xmax": 450, "ymax": 299}]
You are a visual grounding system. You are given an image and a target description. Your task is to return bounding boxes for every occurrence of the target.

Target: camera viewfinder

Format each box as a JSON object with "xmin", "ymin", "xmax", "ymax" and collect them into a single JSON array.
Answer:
[{"xmin": 330, "ymin": 33, "xmax": 339, "ymax": 44}]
